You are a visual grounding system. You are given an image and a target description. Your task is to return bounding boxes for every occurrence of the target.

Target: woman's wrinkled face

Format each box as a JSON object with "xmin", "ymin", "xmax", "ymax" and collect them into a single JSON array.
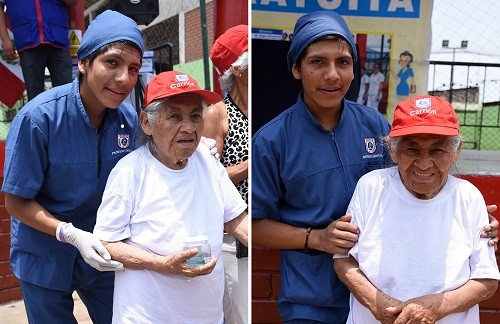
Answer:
[
  {"xmin": 390, "ymin": 134, "xmax": 460, "ymax": 199},
  {"xmin": 141, "ymin": 96, "xmax": 204, "ymax": 169}
]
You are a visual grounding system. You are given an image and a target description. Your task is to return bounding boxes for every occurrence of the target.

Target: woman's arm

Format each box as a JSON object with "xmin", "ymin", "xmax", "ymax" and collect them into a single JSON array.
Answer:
[
  {"xmin": 225, "ymin": 159, "xmax": 248, "ymax": 185},
  {"xmin": 388, "ymin": 279, "xmax": 498, "ymax": 323},
  {"xmin": 102, "ymin": 240, "xmax": 217, "ymax": 278},
  {"xmin": 224, "ymin": 211, "xmax": 248, "ymax": 246},
  {"xmin": 202, "ymin": 101, "xmax": 226, "ymax": 157},
  {"xmin": 334, "ymin": 255, "xmax": 403, "ymax": 323},
  {"xmin": 409, "ymin": 76, "xmax": 416, "ymax": 93}
]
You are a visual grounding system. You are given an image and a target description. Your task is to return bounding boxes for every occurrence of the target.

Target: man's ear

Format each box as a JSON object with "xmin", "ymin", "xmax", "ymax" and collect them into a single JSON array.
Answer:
[
  {"xmin": 291, "ymin": 63, "xmax": 301, "ymax": 80},
  {"xmin": 78, "ymin": 59, "xmax": 88, "ymax": 74}
]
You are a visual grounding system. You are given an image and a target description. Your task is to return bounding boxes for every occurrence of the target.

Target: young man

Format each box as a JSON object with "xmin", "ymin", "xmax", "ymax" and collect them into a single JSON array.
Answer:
[
  {"xmin": 252, "ymin": 11, "xmax": 499, "ymax": 324},
  {"xmin": 2, "ymin": 10, "xmax": 144, "ymax": 323}
]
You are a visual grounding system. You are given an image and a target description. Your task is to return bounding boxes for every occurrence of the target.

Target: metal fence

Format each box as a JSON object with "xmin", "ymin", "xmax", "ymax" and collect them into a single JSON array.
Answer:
[
  {"xmin": 428, "ymin": 61, "xmax": 500, "ymax": 151},
  {"xmin": 429, "ymin": 0, "xmax": 500, "ymax": 151}
]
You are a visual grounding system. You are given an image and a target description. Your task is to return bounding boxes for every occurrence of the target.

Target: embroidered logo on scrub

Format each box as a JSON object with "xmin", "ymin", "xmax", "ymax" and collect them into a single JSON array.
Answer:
[
  {"xmin": 364, "ymin": 137, "xmax": 376, "ymax": 154},
  {"xmin": 117, "ymin": 134, "xmax": 130, "ymax": 149}
]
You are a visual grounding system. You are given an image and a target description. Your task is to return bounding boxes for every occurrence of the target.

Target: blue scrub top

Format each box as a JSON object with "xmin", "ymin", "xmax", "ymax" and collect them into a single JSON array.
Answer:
[
  {"xmin": 2, "ymin": 77, "xmax": 138, "ymax": 291},
  {"xmin": 252, "ymin": 95, "xmax": 391, "ymax": 322}
]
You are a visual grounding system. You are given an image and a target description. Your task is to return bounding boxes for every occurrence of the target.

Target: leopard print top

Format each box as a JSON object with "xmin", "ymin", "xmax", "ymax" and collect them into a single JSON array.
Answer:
[{"xmin": 221, "ymin": 94, "xmax": 248, "ymax": 203}]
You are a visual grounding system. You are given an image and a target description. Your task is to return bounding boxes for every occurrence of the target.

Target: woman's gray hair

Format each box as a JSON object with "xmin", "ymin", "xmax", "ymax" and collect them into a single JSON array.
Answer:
[
  {"xmin": 384, "ymin": 135, "xmax": 462, "ymax": 153},
  {"xmin": 218, "ymin": 51, "xmax": 248, "ymax": 93},
  {"xmin": 138, "ymin": 93, "xmax": 207, "ymax": 147},
  {"xmin": 384, "ymin": 134, "xmax": 462, "ymax": 173}
]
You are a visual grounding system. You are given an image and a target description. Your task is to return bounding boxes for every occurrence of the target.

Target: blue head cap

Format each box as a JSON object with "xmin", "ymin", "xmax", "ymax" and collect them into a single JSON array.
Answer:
[
  {"xmin": 287, "ymin": 11, "xmax": 357, "ymax": 71},
  {"xmin": 77, "ymin": 10, "xmax": 144, "ymax": 60}
]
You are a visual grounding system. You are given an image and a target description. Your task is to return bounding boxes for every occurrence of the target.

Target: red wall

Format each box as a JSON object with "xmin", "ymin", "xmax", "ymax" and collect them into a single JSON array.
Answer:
[
  {"xmin": 252, "ymin": 174, "xmax": 500, "ymax": 324},
  {"xmin": 0, "ymin": 141, "xmax": 22, "ymax": 303}
]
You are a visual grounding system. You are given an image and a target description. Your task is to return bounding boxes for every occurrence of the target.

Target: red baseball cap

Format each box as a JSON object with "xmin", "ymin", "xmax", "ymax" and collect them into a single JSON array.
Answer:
[
  {"xmin": 389, "ymin": 95, "xmax": 460, "ymax": 137},
  {"xmin": 143, "ymin": 71, "xmax": 222, "ymax": 108},
  {"xmin": 210, "ymin": 25, "xmax": 248, "ymax": 76}
]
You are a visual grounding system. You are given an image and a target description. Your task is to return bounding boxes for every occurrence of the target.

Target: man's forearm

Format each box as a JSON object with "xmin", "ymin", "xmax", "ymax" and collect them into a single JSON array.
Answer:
[{"xmin": 253, "ymin": 218, "xmax": 309, "ymax": 250}]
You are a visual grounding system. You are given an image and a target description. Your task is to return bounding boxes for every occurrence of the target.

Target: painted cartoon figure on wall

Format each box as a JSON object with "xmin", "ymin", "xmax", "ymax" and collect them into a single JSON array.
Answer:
[{"xmin": 392, "ymin": 50, "xmax": 416, "ymax": 102}]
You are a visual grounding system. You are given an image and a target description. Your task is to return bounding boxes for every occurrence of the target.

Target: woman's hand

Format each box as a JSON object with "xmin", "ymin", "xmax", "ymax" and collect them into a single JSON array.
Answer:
[
  {"xmin": 163, "ymin": 248, "xmax": 217, "ymax": 278},
  {"xmin": 387, "ymin": 294, "xmax": 442, "ymax": 324},
  {"xmin": 373, "ymin": 292, "xmax": 403, "ymax": 324}
]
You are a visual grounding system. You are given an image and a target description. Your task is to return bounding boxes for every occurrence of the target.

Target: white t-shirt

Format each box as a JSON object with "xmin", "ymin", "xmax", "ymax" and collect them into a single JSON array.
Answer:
[
  {"xmin": 94, "ymin": 144, "xmax": 247, "ymax": 324},
  {"xmin": 357, "ymin": 74, "xmax": 370, "ymax": 103},
  {"xmin": 368, "ymin": 72, "xmax": 385, "ymax": 95},
  {"xmin": 343, "ymin": 167, "xmax": 500, "ymax": 324}
]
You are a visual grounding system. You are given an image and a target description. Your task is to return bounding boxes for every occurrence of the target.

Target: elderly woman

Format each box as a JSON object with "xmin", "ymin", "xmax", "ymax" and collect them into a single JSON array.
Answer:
[
  {"xmin": 206, "ymin": 24, "xmax": 249, "ymax": 201},
  {"xmin": 334, "ymin": 95, "xmax": 500, "ymax": 324},
  {"xmin": 93, "ymin": 71, "xmax": 248, "ymax": 324}
]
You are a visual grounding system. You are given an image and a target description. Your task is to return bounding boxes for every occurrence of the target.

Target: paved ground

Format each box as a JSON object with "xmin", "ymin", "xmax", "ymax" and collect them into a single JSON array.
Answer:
[
  {"xmin": 0, "ymin": 292, "xmax": 91, "ymax": 323},
  {"xmin": 458, "ymin": 149, "xmax": 500, "ymax": 175}
]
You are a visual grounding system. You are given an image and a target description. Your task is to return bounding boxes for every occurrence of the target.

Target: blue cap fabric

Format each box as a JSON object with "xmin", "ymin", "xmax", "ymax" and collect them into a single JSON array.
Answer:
[
  {"xmin": 77, "ymin": 10, "xmax": 144, "ymax": 60},
  {"xmin": 287, "ymin": 11, "xmax": 357, "ymax": 71}
]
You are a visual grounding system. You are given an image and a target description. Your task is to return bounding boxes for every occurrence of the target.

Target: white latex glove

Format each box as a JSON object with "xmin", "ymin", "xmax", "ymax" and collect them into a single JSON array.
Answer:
[
  {"xmin": 61, "ymin": 223, "xmax": 124, "ymax": 271},
  {"xmin": 200, "ymin": 136, "xmax": 220, "ymax": 159}
]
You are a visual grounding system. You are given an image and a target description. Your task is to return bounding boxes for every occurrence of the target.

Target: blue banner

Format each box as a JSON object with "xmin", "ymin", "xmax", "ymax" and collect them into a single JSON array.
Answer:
[{"xmin": 252, "ymin": 0, "xmax": 421, "ymax": 18}]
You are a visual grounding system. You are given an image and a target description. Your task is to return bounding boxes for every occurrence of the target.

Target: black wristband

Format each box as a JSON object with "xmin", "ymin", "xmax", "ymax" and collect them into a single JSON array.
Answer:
[{"xmin": 304, "ymin": 227, "xmax": 312, "ymax": 253}]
